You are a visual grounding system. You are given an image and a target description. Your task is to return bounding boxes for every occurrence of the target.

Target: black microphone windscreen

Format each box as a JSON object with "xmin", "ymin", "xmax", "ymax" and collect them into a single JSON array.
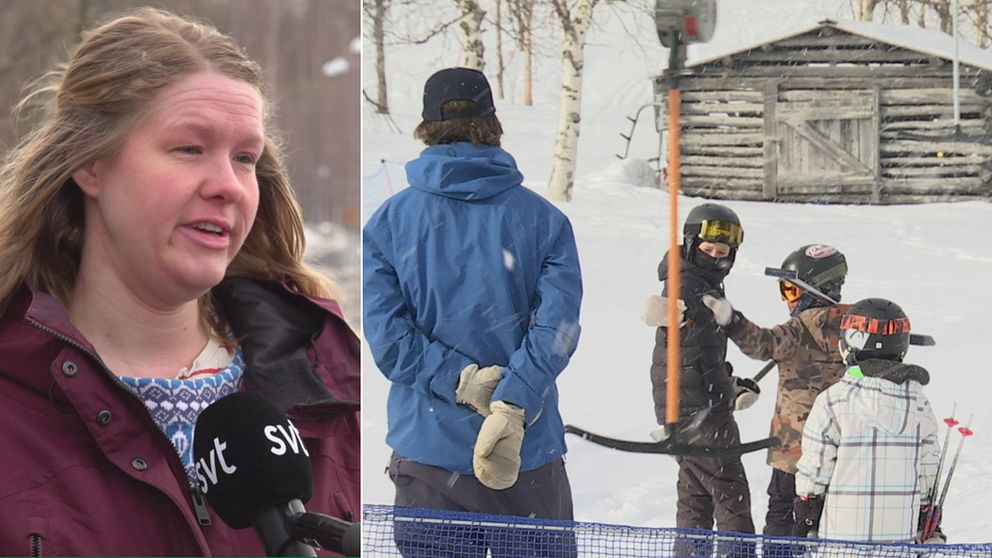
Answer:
[{"xmin": 193, "ymin": 391, "xmax": 312, "ymax": 528}]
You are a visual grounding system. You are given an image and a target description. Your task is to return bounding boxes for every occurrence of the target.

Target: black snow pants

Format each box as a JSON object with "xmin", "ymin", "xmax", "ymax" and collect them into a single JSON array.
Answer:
[
  {"xmin": 673, "ymin": 411, "xmax": 755, "ymax": 557},
  {"xmin": 388, "ymin": 452, "xmax": 576, "ymax": 558}
]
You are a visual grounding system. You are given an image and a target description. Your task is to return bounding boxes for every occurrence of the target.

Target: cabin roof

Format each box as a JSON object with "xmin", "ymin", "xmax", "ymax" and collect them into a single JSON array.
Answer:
[{"xmin": 688, "ymin": 18, "xmax": 992, "ymax": 72}]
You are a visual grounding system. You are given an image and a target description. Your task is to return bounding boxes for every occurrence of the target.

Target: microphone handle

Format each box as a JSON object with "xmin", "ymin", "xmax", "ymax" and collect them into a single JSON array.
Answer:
[
  {"xmin": 294, "ymin": 512, "xmax": 361, "ymax": 556},
  {"xmin": 253, "ymin": 501, "xmax": 318, "ymax": 557}
]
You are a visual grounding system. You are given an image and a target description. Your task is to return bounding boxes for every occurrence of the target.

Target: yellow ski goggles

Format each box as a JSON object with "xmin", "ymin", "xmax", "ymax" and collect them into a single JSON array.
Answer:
[{"xmin": 697, "ymin": 219, "xmax": 743, "ymax": 248}]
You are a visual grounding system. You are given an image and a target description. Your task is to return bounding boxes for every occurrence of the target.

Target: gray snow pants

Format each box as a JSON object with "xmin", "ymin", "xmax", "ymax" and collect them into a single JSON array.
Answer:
[{"xmin": 388, "ymin": 452, "xmax": 576, "ymax": 558}]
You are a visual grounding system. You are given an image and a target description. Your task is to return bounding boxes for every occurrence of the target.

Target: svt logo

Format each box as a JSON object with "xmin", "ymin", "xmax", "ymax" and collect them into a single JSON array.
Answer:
[
  {"xmin": 196, "ymin": 437, "xmax": 237, "ymax": 493},
  {"xmin": 265, "ymin": 422, "xmax": 310, "ymax": 457}
]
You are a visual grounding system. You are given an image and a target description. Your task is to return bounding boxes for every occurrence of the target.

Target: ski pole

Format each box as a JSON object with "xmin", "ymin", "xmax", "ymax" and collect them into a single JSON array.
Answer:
[
  {"xmin": 920, "ymin": 405, "xmax": 957, "ymax": 542},
  {"xmin": 930, "ymin": 404, "xmax": 958, "ymax": 505},
  {"xmin": 936, "ymin": 414, "xmax": 973, "ymax": 511},
  {"xmin": 750, "ymin": 361, "xmax": 776, "ymax": 384},
  {"xmin": 924, "ymin": 414, "xmax": 974, "ymax": 542}
]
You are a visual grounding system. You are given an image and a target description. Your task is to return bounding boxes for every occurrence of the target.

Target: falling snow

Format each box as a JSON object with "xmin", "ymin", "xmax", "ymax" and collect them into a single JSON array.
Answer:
[{"xmin": 362, "ymin": 0, "xmax": 992, "ymax": 543}]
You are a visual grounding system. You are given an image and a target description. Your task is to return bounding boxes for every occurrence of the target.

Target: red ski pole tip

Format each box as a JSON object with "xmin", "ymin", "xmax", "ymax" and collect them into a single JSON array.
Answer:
[
  {"xmin": 959, "ymin": 427, "xmax": 974, "ymax": 436},
  {"xmin": 944, "ymin": 418, "xmax": 959, "ymax": 426}
]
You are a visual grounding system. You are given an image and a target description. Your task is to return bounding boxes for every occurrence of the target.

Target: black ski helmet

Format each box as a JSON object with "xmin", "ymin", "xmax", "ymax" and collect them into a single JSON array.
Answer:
[
  {"xmin": 838, "ymin": 298, "xmax": 912, "ymax": 365},
  {"xmin": 781, "ymin": 244, "xmax": 848, "ymax": 316},
  {"xmin": 682, "ymin": 203, "xmax": 743, "ymax": 272}
]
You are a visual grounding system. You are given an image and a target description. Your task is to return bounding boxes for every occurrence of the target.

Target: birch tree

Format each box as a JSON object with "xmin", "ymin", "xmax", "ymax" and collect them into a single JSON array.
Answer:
[
  {"xmin": 547, "ymin": 0, "xmax": 600, "ymax": 202},
  {"xmin": 495, "ymin": 0, "xmax": 505, "ymax": 98},
  {"xmin": 364, "ymin": 0, "xmax": 390, "ymax": 113},
  {"xmin": 975, "ymin": 1, "xmax": 990, "ymax": 46},
  {"xmin": 457, "ymin": 0, "xmax": 486, "ymax": 69},
  {"xmin": 507, "ymin": 0, "xmax": 536, "ymax": 106},
  {"xmin": 856, "ymin": 0, "xmax": 881, "ymax": 19}
]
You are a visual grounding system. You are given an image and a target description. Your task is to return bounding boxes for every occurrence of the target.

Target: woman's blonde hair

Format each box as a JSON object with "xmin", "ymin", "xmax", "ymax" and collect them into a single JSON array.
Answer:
[{"xmin": 0, "ymin": 7, "xmax": 334, "ymax": 314}]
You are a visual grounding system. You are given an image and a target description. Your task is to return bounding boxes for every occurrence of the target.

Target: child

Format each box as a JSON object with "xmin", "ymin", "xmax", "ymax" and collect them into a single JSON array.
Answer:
[
  {"xmin": 642, "ymin": 203, "xmax": 754, "ymax": 541},
  {"xmin": 701, "ymin": 244, "xmax": 850, "ymax": 547},
  {"xmin": 794, "ymin": 298, "xmax": 940, "ymax": 542}
]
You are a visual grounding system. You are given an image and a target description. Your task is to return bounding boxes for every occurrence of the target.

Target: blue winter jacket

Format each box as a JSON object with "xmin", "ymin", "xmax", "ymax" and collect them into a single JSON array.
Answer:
[{"xmin": 363, "ymin": 142, "xmax": 582, "ymax": 475}]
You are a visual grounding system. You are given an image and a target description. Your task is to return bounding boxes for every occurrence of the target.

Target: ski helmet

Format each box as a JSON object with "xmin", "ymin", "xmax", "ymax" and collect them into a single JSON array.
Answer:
[
  {"xmin": 682, "ymin": 203, "xmax": 743, "ymax": 271},
  {"xmin": 838, "ymin": 298, "xmax": 912, "ymax": 365},
  {"xmin": 780, "ymin": 244, "xmax": 848, "ymax": 316}
]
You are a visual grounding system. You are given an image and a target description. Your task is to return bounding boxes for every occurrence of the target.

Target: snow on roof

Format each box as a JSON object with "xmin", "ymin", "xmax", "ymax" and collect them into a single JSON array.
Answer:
[{"xmin": 689, "ymin": 18, "xmax": 992, "ymax": 72}]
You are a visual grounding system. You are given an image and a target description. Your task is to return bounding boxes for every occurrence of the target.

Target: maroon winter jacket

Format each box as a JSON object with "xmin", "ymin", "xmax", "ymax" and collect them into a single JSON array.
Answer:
[{"xmin": 0, "ymin": 278, "xmax": 360, "ymax": 556}]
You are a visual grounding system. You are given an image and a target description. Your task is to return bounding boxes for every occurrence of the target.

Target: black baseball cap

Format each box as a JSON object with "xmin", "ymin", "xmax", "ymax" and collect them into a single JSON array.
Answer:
[{"xmin": 421, "ymin": 67, "xmax": 495, "ymax": 121}]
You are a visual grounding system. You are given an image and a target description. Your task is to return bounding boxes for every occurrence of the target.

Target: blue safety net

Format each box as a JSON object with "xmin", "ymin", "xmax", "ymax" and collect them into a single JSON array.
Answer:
[{"xmin": 362, "ymin": 504, "xmax": 992, "ymax": 557}]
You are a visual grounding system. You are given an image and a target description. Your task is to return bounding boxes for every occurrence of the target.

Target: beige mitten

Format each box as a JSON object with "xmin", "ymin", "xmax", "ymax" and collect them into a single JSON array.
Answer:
[
  {"xmin": 472, "ymin": 400, "xmax": 525, "ymax": 490},
  {"xmin": 455, "ymin": 364, "xmax": 503, "ymax": 416},
  {"xmin": 701, "ymin": 294, "xmax": 734, "ymax": 326},
  {"xmin": 642, "ymin": 295, "xmax": 686, "ymax": 327}
]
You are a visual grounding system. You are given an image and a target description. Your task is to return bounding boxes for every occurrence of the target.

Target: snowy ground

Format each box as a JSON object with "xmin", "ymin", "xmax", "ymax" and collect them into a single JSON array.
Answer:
[{"xmin": 362, "ymin": 0, "xmax": 992, "ymax": 543}]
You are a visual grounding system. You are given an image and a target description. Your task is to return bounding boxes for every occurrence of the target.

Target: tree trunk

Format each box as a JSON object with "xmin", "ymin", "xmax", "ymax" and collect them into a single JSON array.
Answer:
[
  {"xmin": 935, "ymin": 0, "xmax": 952, "ymax": 33},
  {"xmin": 523, "ymin": 22, "xmax": 533, "ymax": 106},
  {"xmin": 547, "ymin": 0, "xmax": 598, "ymax": 202},
  {"xmin": 507, "ymin": 0, "xmax": 534, "ymax": 106},
  {"xmin": 372, "ymin": 0, "xmax": 389, "ymax": 113},
  {"xmin": 856, "ymin": 0, "xmax": 879, "ymax": 20},
  {"xmin": 495, "ymin": 0, "xmax": 504, "ymax": 99},
  {"xmin": 899, "ymin": 0, "xmax": 911, "ymax": 24},
  {"xmin": 975, "ymin": 0, "xmax": 990, "ymax": 47},
  {"xmin": 521, "ymin": 1, "xmax": 534, "ymax": 106},
  {"xmin": 457, "ymin": 0, "xmax": 486, "ymax": 69}
]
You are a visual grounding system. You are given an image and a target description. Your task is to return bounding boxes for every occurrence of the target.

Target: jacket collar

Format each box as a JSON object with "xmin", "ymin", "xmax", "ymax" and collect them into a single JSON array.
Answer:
[
  {"xmin": 23, "ymin": 284, "xmax": 98, "ymax": 354},
  {"xmin": 9, "ymin": 278, "xmax": 354, "ymax": 411}
]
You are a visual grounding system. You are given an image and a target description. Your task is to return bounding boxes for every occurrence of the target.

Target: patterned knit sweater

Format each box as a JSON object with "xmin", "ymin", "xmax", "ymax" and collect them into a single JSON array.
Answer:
[{"xmin": 119, "ymin": 341, "xmax": 244, "ymax": 485}]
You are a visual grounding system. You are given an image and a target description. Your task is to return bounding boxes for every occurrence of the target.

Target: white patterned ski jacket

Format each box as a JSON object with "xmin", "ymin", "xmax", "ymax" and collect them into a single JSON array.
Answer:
[{"xmin": 795, "ymin": 358, "xmax": 940, "ymax": 543}]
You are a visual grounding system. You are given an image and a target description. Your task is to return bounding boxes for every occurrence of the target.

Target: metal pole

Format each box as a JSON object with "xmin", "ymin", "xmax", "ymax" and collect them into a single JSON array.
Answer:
[{"xmin": 953, "ymin": 0, "xmax": 961, "ymax": 123}]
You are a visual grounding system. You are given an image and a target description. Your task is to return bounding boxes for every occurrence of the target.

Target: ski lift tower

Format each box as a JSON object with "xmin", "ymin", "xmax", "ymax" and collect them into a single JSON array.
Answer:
[{"xmin": 654, "ymin": 0, "xmax": 717, "ymax": 432}]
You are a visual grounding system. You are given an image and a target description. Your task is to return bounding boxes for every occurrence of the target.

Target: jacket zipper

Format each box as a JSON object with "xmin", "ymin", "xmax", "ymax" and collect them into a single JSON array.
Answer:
[
  {"xmin": 26, "ymin": 318, "xmax": 214, "ymax": 532},
  {"xmin": 29, "ymin": 533, "xmax": 42, "ymax": 557},
  {"xmin": 190, "ymin": 484, "xmax": 212, "ymax": 526}
]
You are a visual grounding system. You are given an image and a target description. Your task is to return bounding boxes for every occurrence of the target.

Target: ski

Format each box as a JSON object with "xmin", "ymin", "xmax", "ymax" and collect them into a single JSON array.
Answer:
[
  {"xmin": 564, "ymin": 425, "xmax": 779, "ymax": 457},
  {"xmin": 764, "ymin": 267, "xmax": 936, "ymax": 346}
]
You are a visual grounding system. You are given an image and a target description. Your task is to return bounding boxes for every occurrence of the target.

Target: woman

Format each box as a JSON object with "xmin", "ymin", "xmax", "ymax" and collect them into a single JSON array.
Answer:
[{"xmin": 0, "ymin": 8, "xmax": 359, "ymax": 555}]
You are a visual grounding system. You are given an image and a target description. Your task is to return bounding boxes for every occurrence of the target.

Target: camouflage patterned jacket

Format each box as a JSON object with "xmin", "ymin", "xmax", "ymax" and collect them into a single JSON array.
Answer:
[{"xmin": 724, "ymin": 304, "xmax": 851, "ymax": 473}]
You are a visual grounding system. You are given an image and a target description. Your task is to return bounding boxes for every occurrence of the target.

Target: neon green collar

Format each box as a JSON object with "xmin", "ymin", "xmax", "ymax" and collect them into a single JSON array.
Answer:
[{"xmin": 847, "ymin": 365, "xmax": 864, "ymax": 378}]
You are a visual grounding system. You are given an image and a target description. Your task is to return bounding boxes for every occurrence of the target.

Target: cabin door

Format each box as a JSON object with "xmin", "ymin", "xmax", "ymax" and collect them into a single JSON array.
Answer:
[{"xmin": 768, "ymin": 90, "xmax": 880, "ymax": 201}]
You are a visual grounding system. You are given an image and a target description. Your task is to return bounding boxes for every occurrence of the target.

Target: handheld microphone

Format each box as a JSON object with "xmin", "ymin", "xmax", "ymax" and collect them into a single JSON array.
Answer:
[{"xmin": 193, "ymin": 391, "xmax": 344, "ymax": 556}]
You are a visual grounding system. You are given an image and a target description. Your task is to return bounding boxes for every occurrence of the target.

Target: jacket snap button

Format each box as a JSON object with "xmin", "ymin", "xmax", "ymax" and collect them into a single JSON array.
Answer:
[
  {"xmin": 96, "ymin": 409, "xmax": 112, "ymax": 426},
  {"xmin": 62, "ymin": 361, "xmax": 79, "ymax": 377},
  {"xmin": 131, "ymin": 458, "xmax": 148, "ymax": 471}
]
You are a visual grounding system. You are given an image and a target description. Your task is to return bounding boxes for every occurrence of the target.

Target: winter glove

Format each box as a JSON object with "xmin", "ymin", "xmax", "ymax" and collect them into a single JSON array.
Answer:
[
  {"xmin": 455, "ymin": 364, "xmax": 503, "ymax": 416},
  {"xmin": 649, "ymin": 424, "xmax": 672, "ymax": 442},
  {"xmin": 701, "ymin": 294, "xmax": 734, "ymax": 326},
  {"xmin": 733, "ymin": 377, "xmax": 761, "ymax": 411},
  {"xmin": 918, "ymin": 505, "xmax": 947, "ymax": 544},
  {"xmin": 641, "ymin": 295, "xmax": 686, "ymax": 328},
  {"xmin": 473, "ymin": 400, "xmax": 525, "ymax": 490},
  {"xmin": 792, "ymin": 495, "xmax": 824, "ymax": 537}
]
